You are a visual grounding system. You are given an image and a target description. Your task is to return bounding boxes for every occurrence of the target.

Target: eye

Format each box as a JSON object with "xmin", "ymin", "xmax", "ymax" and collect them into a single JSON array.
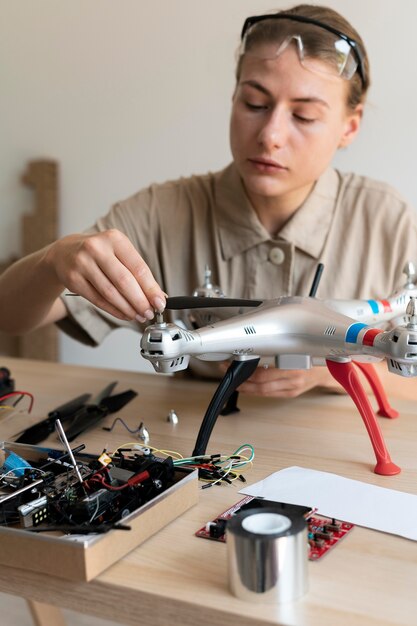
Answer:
[
  {"xmin": 293, "ymin": 113, "xmax": 316, "ymax": 124},
  {"xmin": 244, "ymin": 101, "xmax": 268, "ymax": 111}
]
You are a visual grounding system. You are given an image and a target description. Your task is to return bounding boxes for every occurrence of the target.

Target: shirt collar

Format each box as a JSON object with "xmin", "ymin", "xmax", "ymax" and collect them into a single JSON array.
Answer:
[{"xmin": 215, "ymin": 163, "xmax": 340, "ymax": 260}]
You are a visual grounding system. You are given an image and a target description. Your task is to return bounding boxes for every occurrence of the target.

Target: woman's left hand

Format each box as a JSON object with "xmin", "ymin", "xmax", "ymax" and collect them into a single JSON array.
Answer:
[{"xmin": 219, "ymin": 363, "xmax": 344, "ymax": 398}]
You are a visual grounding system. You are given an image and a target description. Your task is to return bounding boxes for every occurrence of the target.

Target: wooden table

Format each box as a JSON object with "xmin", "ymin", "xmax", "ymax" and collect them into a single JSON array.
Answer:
[{"xmin": 1, "ymin": 356, "xmax": 417, "ymax": 626}]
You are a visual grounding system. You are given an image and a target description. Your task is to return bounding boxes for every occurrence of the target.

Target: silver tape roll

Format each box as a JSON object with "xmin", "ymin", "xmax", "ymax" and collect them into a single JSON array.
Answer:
[{"xmin": 227, "ymin": 507, "xmax": 308, "ymax": 603}]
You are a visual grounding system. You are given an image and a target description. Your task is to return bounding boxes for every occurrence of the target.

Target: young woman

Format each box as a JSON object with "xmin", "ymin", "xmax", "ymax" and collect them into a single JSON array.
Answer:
[{"xmin": 1, "ymin": 5, "xmax": 416, "ymax": 397}]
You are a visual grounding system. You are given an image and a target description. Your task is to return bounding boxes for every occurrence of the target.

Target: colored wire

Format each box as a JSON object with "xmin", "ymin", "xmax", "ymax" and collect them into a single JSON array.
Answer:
[
  {"xmin": 89, "ymin": 497, "xmax": 100, "ymax": 523},
  {"xmin": 0, "ymin": 391, "xmax": 34, "ymax": 413},
  {"xmin": 201, "ymin": 460, "xmax": 234, "ymax": 489},
  {"xmin": 103, "ymin": 417, "xmax": 144, "ymax": 435},
  {"xmin": 109, "ymin": 442, "xmax": 254, "ymax": 486},
  {"xmin": 110, "ymin": 442, "xmax": 184, "ymax": 461},
  {"xmin": 0, "ymin": 467, "xmax": 46, "ymax": 481},
  {"xmin": 111, "ymin": 442, "xmax": 147, "ymax": 456}
]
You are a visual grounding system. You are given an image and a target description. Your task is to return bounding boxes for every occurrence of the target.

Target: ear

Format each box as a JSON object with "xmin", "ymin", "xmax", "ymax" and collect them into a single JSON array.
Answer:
[{"xmin": 338, "ymin": 104, "xmax": 363, "ymax": 148}]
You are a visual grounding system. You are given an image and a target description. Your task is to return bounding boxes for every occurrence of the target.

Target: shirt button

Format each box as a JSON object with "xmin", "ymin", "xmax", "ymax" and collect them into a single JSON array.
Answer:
[{"xmin": 268, "ymin": 247, "xmax": 285, "ymax": 265}]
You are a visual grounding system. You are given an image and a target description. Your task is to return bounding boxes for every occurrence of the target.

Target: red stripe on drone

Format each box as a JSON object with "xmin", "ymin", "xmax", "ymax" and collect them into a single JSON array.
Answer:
[
  {"xmin": 362, "ymin": 328, "xmax": 383, "ymax": 346},
  {"xmin": 381, "ymin": 299, "xmax": 392, "ymax": 313}
]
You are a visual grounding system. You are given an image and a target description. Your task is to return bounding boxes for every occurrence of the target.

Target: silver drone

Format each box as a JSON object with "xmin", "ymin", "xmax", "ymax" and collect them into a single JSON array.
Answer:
[
  {"xmin": 140, "ymin": 263, "xmax": 417, "ymax": 476},
  {"xmin": 141, "ymin": 294, "xmax": 417, "ymax": 377}
]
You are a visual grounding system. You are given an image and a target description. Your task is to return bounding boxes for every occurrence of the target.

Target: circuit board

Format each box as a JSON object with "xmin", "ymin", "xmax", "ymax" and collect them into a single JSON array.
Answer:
[
  {"xmin": 0, "ymin": 441, "xmax": 177, "ymax": 534},
  {"xmin": 195, "ymin": 495, "xmax": 354, "ymax": 561}
]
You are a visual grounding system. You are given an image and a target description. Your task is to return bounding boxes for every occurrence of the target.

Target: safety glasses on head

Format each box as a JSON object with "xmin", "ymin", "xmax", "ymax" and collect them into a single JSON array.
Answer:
[{"xmin": 239, "ymin": 13, "xmax": 365, "ymax": 87}]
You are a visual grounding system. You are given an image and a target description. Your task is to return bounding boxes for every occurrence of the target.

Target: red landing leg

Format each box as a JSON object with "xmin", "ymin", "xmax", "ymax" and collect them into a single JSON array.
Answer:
[
  {"xmin": 353, "ymin": 361, "xmax": 399, "ymax": 419},
  {"xmin": 326, "ymin": 359, "xmax": 400, "ymax": 476}
]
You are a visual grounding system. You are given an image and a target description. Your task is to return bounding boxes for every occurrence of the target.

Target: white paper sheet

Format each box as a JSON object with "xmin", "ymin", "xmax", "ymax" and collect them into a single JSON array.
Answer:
[{"xmin": 240, "ymin": 466, "xmax": 417, "ymax": 540}]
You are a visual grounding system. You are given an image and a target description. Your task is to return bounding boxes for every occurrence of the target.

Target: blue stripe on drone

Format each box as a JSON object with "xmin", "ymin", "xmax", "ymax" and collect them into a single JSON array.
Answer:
[
  {"xmin": 345, "ymin": 322, "xmax": 368, "ymax": 343},
  {"xmin": 367, "ymin": 299, "xmax": 379, "ymax": 314}
]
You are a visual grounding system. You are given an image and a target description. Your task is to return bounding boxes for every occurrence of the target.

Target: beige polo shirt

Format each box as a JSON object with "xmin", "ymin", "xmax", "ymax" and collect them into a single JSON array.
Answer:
[{"xmin": 59, "ymin": 162, "xmax": 417, "ymax": 348}]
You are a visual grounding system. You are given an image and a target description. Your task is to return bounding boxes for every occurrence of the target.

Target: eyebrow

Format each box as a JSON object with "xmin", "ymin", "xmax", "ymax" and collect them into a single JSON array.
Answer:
[{"xmin": 240, "ymin": 80, "xmax": 329, "ymax": 108}]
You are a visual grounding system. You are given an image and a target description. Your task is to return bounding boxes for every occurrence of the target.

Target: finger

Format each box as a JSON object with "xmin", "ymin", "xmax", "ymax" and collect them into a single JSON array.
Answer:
[
  {"xmin": 239, "ymin": 378, "xmax": 299, "ymax": 394},
  {"xmin": 238, "ymin": 381, "xmax": 304, "ymax": 398},
  {"xmin": 71, "ymin": 249, "xmax": 150, "ymax": 320},
  {"xmin": 80, "ymin": 231, "xmax": 165, "ymax": 315},
  {"xmin": 91, "ymin": 258, "xmax": 156, "ymax": 319},
  {"xmin": 111, "ymin": 234, "xmax": 166, "ymax": 311},
  {"xmin": 72, "ymin": 276, "xmax": 137, "ymax": 321},
  {"xmin": 246, "ymin": 367, "xmax": 303, "ymax": 384},
  {"xmin": 239, "ymin": 371, "xmax": 307, "ymax": 397}
]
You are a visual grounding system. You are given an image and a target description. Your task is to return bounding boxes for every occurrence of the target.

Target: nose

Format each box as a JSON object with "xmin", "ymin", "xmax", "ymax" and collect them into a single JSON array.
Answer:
[{"xmin": 257, "ymin": 107, "xmax": 288, "ymax": 150}]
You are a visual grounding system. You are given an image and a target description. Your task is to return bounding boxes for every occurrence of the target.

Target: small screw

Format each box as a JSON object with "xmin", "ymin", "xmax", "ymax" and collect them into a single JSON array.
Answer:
[
  {"xmin": 138, "ymin": 423, "xmax": 150, "ymax": 444},
  {"xmin": 166, "ymin": 409, "xmax": 179, "ymax": 425}
]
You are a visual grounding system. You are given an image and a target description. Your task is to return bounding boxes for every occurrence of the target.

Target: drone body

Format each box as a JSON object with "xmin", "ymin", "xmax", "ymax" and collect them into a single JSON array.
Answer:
[
  {"xmin": 141, "ymin": 295, "xmax": 417, "ymax": 377},
  {"xmin": 324, "ymin": 282, "xmax": 417, "ymax": 326},
  {"xmin": 140, "ymin": 267, "xmax": 417, "ymax": 476}
]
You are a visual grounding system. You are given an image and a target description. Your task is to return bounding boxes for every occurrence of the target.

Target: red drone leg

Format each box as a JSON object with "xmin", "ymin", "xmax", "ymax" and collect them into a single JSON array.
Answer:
[
  {"xmin": 353, "ymin": 361, "xmax": 399, "ymax": 419},
  {"xmin": 326, "ymin": 359, "xmax": 400, "ymax": 476}
]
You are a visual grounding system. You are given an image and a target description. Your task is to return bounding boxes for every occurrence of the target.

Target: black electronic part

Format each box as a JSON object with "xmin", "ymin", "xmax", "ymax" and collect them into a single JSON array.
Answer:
[
  {"xmin": 209, "ymin": 518, "xmax": 228, "ymax": 538},
  {"xmin": 311, "ymin": 536, "xmax": 325, "ymax": 549},
  {"xmin": 313, "ymin": 530, "xmax": 333, "ymax": 541},
  {"xmin": 0, "ymin": 442, "xmax": 176, "ymax": 532},
  {"xmin": 70, "ymin": 488, "xmax": 120, "ymax": 524},
  {"xmin": 0, "ymin": 367, "xmax": 15, "ymax": 396},
  {"xmin": 324, "ymin": 518, "xmax": 341, "ymax": 532}
]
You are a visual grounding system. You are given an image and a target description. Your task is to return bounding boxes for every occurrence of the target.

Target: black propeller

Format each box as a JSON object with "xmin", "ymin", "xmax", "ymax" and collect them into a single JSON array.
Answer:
[
  {"xmin": 165, "ymin": 296, "xmax": 263, "ymax": 310},
  {"xmin": 14, "ymin": 393, "xmax": 92, "ymax": 444},
  {"xmin": 64, "ymin": 390, "xmax": 138, "ymax": 442}
]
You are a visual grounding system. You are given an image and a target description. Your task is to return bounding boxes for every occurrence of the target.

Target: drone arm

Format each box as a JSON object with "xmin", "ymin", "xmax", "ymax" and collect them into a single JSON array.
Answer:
[
  {"xmin": 192, "ymin": 357, "xmax": 260, "ymax": 456},
  {"xmin": 325, "ymin": 359, "xmax": 400, "ymax": 475},
  {"xmin": 353, "ymin": 361, "xmax": 399, "ymax": 419}
]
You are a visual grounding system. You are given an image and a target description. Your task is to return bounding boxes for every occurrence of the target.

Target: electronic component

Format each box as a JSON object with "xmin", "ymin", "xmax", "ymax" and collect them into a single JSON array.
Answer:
[
  {"xmin": 18, "ymin": 496, "xmax": 48, "ymax": 528},
  {"xmin": 0, "ymin": 367, "xmax": 14, "ymax": 396},
  {"xmin": 0, "ymin": 449, "xmax": 32, "ymax": 477},
  {"xmin": 195, "ymin": 496, "xmax": 353, "ymax": 561},
  {"xmin": 0, "ymin": 441, "xmax": 175, "ymax": 534},
  {"xmin": 206, "ymin": 518, "xmax": 227, "ymax": 539}
]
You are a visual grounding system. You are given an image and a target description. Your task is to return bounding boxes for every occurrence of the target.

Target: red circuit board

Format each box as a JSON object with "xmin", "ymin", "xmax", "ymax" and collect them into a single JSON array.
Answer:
[{"xmin": 195, "ymin": 496, "xmax": 354, "ymax": 561}]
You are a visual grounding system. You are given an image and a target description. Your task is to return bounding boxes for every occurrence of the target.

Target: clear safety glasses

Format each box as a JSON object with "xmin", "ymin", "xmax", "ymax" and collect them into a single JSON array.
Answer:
[{"xmin": 239, "ymin": 13, "xmax": 365, "ymax": 87}]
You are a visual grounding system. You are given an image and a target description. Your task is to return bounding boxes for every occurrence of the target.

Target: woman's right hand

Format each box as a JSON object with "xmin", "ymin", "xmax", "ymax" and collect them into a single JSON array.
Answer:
[{"xmin": 46, "ymin": 229, "xmax": 166, "ymax": 322}]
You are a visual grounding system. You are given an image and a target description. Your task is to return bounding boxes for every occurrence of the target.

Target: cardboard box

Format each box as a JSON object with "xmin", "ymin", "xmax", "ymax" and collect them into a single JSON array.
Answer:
[{"xmin": 0, "ymin": 442, "xmax": 198, "ymax": 581}]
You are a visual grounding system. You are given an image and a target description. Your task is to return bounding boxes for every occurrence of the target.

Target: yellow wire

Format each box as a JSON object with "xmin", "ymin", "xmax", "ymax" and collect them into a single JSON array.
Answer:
[
  {"xmin": 111, "ymin": 442, "xmax": 143, "ymax": 455},
  {"xmin": 153, "ymin": 448, "xmax": 184, "ymax": 460},
  {"xmin": 110, "ymin": 442, "xmax": 184, "ymax": 461},
  {"xmin": 109, "ymin": 442, "xmax": 253, "ymax": 484}
]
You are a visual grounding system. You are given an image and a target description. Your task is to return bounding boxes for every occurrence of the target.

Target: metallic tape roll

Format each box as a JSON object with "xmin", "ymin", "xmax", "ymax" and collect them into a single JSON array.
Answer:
[{"xmin": 227, "ymin": 507, "xmax": 308, "ymax": 603}]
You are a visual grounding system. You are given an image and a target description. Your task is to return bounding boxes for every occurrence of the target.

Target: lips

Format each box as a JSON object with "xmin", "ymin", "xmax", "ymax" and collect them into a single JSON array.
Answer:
[{"xmin": 248, "ymin": 157, "xmax": 287, "ymax": 171}]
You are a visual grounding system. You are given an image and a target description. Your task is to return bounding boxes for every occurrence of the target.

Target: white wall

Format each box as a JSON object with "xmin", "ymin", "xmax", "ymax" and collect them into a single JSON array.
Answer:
[{"xmin": 1, "ymin": 0, "xmax": 417, "ymax": 371}]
